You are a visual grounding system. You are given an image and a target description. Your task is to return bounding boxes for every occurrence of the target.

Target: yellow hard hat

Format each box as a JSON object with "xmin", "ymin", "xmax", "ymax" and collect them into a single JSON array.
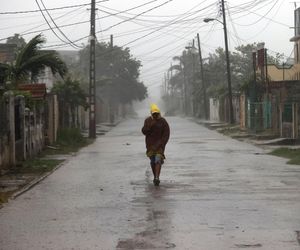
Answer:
[{"xmin": 150, "ymin": 103, "xmax": 160, "ymax": 114}]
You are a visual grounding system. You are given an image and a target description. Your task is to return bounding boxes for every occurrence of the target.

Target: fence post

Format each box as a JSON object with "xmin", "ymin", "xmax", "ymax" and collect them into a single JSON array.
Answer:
[{"xmin": 4, "ymin": 91, "xmax": 16, "ymax": 166}]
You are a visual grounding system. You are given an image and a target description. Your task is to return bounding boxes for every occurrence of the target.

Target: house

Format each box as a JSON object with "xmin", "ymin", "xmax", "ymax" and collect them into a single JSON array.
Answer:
[{"xmin": 250, "ymin": 7, "xmax": 300, "ymax": 139}]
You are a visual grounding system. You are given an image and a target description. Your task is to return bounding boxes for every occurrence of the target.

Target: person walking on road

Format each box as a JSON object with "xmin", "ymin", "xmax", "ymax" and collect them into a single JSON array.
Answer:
[{"xmin": 142, "ymin": 104, "xmax": 170, "ymax": 186}]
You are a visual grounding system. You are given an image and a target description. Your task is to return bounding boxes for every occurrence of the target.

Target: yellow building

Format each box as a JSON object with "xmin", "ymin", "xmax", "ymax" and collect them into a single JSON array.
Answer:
[
  {"xmin": 261, "ymin": 7, "xmax": 300, "ymax": 139},
  {"xmin": 267, "ymin": 64, "xmax": 300, "ymax": 82}
]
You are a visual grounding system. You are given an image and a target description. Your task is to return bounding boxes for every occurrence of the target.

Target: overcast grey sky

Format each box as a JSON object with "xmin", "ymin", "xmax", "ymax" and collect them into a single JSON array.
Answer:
[{"xmin": 0, "ymin": 0, "xmax": 295, "ymax": 97}]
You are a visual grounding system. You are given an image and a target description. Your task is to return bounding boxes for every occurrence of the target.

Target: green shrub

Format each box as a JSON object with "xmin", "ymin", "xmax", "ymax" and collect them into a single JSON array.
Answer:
[{"xmin": 57, "ymin": 128, "xmax": 85, "ymax": 145}]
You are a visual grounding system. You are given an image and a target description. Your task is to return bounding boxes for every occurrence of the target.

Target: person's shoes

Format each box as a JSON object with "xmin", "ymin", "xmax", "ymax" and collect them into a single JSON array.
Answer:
[{"xmin": 153, "ymin": 178, "xmax": 160, "ymax": 186}]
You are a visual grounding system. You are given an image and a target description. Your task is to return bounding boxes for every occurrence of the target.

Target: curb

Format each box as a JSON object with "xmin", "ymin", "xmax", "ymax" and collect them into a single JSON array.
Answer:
[
  {"xmin": 10, "ymin": 158, "xmax": 69, "ymax": 200},
  {"xmin": 1, "ymin": 120, "xmax": 123, "ymax": 207}
]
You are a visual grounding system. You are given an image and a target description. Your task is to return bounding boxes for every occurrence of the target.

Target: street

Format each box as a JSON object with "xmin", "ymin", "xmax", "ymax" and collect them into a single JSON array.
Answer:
[{"xmin": 1, "ymin": 116, "xmax": 300, "ymax": 250}]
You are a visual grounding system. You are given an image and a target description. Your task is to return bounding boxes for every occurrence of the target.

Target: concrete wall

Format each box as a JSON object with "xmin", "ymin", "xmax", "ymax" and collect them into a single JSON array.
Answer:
[
  {"xmin": 240, "ymin": 95, "xmax": 247, "ymax": 129},
  {"xmin": 46, "ymin": 94, "xmax": 59, "ymax": 144},
  {"xmin": 0, "ymin": 92, "xmax": 47, "ymax": 172},
  {"xmin": 209, "ymin": 98, "xmax": 220, "ymax": 122}
]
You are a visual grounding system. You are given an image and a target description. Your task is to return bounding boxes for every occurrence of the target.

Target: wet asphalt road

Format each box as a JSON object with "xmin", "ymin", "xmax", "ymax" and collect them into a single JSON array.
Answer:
[{"xmin": 1, "ymin": 116, "xmax": 300, "ymax": 250}]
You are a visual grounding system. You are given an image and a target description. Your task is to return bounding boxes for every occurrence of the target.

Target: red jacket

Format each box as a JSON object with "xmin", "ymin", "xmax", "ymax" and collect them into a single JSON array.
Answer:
[{"xmin": 142, "ymin": 116, "xmax": 170, "ymax": 157}]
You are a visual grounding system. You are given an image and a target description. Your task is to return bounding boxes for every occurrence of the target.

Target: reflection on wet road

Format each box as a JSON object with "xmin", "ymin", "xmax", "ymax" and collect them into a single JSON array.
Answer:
[{"xmin": 1, "ymin": 117, "xmax": 300, "ymax": 249}]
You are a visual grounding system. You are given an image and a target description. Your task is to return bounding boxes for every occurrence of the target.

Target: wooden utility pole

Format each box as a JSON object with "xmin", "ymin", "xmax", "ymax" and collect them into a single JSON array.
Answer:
[
  {"xmin": 221, "ymin": 0, "xmax": 234, "ymax": 124},
  {"xmin": 89, "ymin": 0, "xmax": 96, "ymax": 138},
  {"xmin": 109, "ymin": 34, "xmax": 115, "ymax": 124},
  {"xmin": 265, "ymin": 48, "xmax": 269, "ymax": 94},
  {"xmin": 197, "ymin": 33, "xmax": 208, "ymax": 120},
  {"xmin": 252, "ymin": 51, "xmax": 257, "ymax": 100}
]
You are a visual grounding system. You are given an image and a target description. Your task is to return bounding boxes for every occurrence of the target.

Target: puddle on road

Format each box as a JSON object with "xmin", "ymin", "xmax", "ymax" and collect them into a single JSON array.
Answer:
[
  {"xmin": 235, "ymin": 243, "xmax": 262, "ymax": 248},
  {"xmin": 116, "ymin": 238, "xmax": 155, "ymax": 249},
  {"xmin": 179, "ymin": 141, "xmax": 205, "ymax": 144},
  {"xmin": 116, "ymin": 238, "xmax": 176, "ymax": 249}
]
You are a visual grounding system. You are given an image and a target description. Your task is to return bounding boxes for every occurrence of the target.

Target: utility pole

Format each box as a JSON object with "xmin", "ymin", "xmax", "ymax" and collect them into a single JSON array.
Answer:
[
  {"xmin": 170, "ymin": 63, "xmax": 173, "ymax": 96},
  {"xmin": 221, "ymin": 0, "xmax": 234, "ymax": 124},
  {"xmin": 164, "ymin": 72, "xmax": 167, "ymax": 95},
  {"xmin": 265, "ymin": 48, "xmax": 269, "ymax": 94},
  {"xmin": 110, "ymin": 34, "xmax": 113, "ymax": 47},
  {"xmin": 252, "ymin": 50, "xmax": 257, "ymax": 131},
  {"xmin": 109, "ymin": 34, "xmax": 115, "ymax": 124},
  {"xmin": 182, "ymin": 62, "xmax": 187, "ymax": 115},
  {"xmin": 191, "ymin": 39, "xmax": 196, "ymax": 116},
  {"xmin": 89, "ymin": 0, "xmax": 96, "ymax": 138},
  {"xmin": 252, "ymin": 50, "xmax": 257, "ymax": 100},
  {"xmin": 197, "ymin": 33, "xmax": 208, "ymax": 120}
]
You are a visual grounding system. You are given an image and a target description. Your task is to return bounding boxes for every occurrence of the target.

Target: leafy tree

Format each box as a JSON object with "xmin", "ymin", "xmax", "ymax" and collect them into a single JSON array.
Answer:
[
  {"xmin": 52, "ymin": 77, "xmax": 88, "ymax": 128},
  {"xmin": 0, "ymin": 34, "xmax": 67, "ymax": 87},
  {"xmin": 76, "ymin": 42, "xmax": 147, "ymax": 106},
  {"xmin": 202, "ymin": 44, "xmax": 270, "ymax": 96}
]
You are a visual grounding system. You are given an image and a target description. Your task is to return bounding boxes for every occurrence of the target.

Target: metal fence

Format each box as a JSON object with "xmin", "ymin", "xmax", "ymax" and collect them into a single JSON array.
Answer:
[{"xmin": 248, "ymin": 97, "xmax": 282, "ymax": 136}]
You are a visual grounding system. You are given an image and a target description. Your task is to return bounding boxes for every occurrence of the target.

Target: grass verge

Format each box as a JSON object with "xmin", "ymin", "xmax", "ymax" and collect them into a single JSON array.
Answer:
[
  {"xmin": 0, "ymin": 128, "xmax": 94, "ymax": 206},
  {"xmin": 17, "ymin": 158, "xmax": 64, "ymax": 174},
  {"xmin": 269, "ymin": 148, "xmax": 300, "ymax": 165},
  {"xmin": 42, "ymin": 128, "xmax": 93, "ymax": 155}
]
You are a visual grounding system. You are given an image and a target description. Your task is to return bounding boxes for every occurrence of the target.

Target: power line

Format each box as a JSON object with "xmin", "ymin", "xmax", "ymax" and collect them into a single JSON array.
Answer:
[
  {"xmin": 229, "ymin": 0, "xmax": 274, "ymax": 17},
  {"xmin": 242, "ymin": 0, "xmax": 285, "ymax": 41},
  {"xmin": 35, "ymin": 0, "xmax": 73, "ymax": 47},
  {"xmin": 0, "ymin": 7, "xmax": 87, "ymax": 32},
  {"xmin": 226, "ymin": 2, "xmax": 242, "ymax": 47},
  {"xmin": 117, "ymin": 1, "xmax": 218, "ymax": 80},
  {"xmin": 97, "ymin": 3, "xmax": 218, "ymax": 31},
  {"xmin": 138, "ymin": 41, "xmax": 188, "ymax": 73},
  {"xmin": 123, "ymin": 15, "xmax": 215, "ymax": 51},
  {"xmin": 97, "ymin": 0, "xmax": 214, "ymax": 23},
  {"xmin": 0, "ymin": 0, "xmax": 161, "ymax": 42},
  {"xmin": 45, "ymin": 0, "xmax": 176, "ymax": 49},
  {"xmin": 0, "ymin": 0, "xmax": 108, "ymax": 15},
  {"xmin": 0, "ymin": 9, "xmax": 90, "ymax": 42},
  {"xmin": 96, "ymin": 0, "xmax": 160, "ymax": 18},
  {"xmin": 20, "ymin": 6, "xmax": 88, "ymax": 35},
  {"xmin": 229, "ymin": 1, "xmax": 289, "ymax": 27},
  {"xmin": 122, "ymin": 2, "xmax": 216, "ymax": 48},
  {"xmin": 39, "ymin": 0, "xmax": 82, "ymax": 48},
  {"xmin": 231, "ymin": 0, "xmax": 281, "ymax": 26},
  {"xmin": 96, "ymin": 0, "xmax": 175, "ymax": 35},
  {"xmin": 97, "ymin": 4, "xmax": 206, "ymax": 18}
]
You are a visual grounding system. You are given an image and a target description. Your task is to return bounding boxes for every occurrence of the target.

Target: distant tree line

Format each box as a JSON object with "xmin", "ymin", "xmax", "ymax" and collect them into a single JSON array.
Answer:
[{"xmin": 165, "ymin": 43, "xmax": 283, "ymax": 116}]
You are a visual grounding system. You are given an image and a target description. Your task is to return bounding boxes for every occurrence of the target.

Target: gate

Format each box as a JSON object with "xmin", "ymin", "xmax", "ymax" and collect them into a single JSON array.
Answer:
[
  {"xmin": 247, "ymin": 102, "xmax": 264, "ymax": 132},
  {"xmin": 282, "ymin": 103, "xmax": 293, "ymax": 138}
]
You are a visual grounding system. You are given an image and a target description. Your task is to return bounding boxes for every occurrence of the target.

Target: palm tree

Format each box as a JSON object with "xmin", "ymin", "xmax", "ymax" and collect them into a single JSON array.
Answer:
[{"xmin": 0, "ymin": 34, "xmax": 67, "ymax": 87}]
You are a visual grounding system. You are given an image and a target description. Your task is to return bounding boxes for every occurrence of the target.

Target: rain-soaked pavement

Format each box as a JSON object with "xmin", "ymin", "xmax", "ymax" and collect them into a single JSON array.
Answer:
[{"xmin": 1, "ymin": 116, "xmax": 300, "ymax": 250}]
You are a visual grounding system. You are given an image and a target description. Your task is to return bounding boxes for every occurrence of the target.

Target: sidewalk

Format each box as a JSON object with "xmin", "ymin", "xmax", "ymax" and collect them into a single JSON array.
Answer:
[
  {"xmin": 193, "ymin": 118, "xmax": 300, "ymax": 151},
  {"xmin": 0, "ymin": 122, "xmax": 119, "ymax": 208}
]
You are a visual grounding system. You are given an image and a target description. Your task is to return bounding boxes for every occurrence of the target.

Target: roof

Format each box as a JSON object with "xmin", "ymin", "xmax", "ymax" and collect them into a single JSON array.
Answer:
[
  {"xmin": 18, "ymin": 83, "xmax": 47, "ymax": 99},
  {"xmin": 290, "ymin": 35, "xmax": 300, "ymax": 42}
]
